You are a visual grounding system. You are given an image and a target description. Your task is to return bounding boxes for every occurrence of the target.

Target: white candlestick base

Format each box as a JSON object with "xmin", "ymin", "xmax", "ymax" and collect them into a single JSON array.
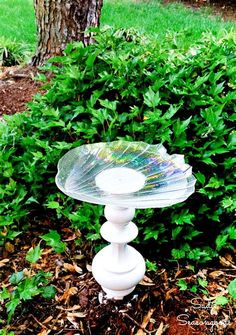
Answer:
[
  {"xmin": 92, "ymin": 205, "xmax": 146, "ymax": 300},
  {"xmin": 102, "ymin": 287, "xmax": 136, "ymax": 300}
]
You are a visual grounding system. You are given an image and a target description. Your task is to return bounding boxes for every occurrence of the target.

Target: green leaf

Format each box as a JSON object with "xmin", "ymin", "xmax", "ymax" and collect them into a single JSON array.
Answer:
[
  {"xmin": 6, "ymin": 298, "xmax": 20, "ymax": 321},
  {"xmin": 144, "ymin": 227, "xmax": 160, "ymax": 240},
  {"xmin": 40, "ymin": 230, "xmax": 66, "ymax": 253},
  {"xmin": 99, "ymin": 99, "xmax": 117, "ymax": 111},
  {"xmin": 216, "ymin": 234, "xmax": 228, "ymax": 251},
  {"xmin": 34, "ymin": 270, "xmax": 52, "ymax": 285},
  {"xmin": 6, "ymin": 230, "xmax": 21, "ymax": 240},
  {"xmin": 0, "ymin": 288, "xmax": 10, "ymax": 300},
  {"xmin": 177, "ymin": 279, "xmax": 188, "ymax": 291},
  {"xmin": 198, "ymin": 278, "xmax": 208, "ymax": 288},
  {"xmin": 206, "ymin": 177, "xmax": 221, "ymax": 189},
  {"xmin": 172, "ymin": 209, "xmax": 194, "ymax": 225},
  {"xmin": 25, "ymin": 196, "xmax": 39, "ymax": 205},
  {"xmin": 201, "ymin": 105, "xmax": 224, "ymax": 130},
  {"xmin": 86, "ymin": 50, "xmax": 99, "ymax": 68},
  {"xmin": 46, "ymin": 201, "xmax": 61, "ymax": 209},
  {"xmin": 26, "ymin": 244, "xmax": 42, "ymax": 263},
  {"xmin": 193, "ymin": 73, "xmax": 209, "ymax": 89},
  {"xmin": 228, "ymin": 279, "xmax": 236, "ymax": 299},
  {"xmin": 215, "ymin": 296, "xmax": 229, "ymax": 306},
  {"xmin": 221, "ymin": 197, "xmax": 234, "ymax": 209},
  {"xmin": 200, "ymin": 289, "xmax": 208, "ymax": 295},
  {"xmin": 190, "ymin": 285, "xmax": 198, "ymax": 293},
  {"xmin": 195, "ymin": 172, "xmax": 206, "ymax": 185},
  {"xmin": 145, "ymin": 260, "xmax": 157, "ymax": 272},
  {"xmin": 227, "ymin": 226, "xmax": 236, "ymax": 240},
  {"xmin": 172, "ymin": 226, "xmax": 183, "ymax": 240},
  {"xmin": 171, "ymin": 248, "xmax": 185, "ymax": 259},
  {"xmin": 184, "ymin": 228, "xmax": 202, "ymax": 241},
  {"xmin": 143, "ymin": 87, "xmax": 160, "ymax": 108},
  {"xmin": 201, "ymin": 157, "xmax": 217, "ymax": 167},
  {"xmin": 164, "ymin": 104, "xmax": 179, "ymax": 119},
  {"xmin": 9, "ymin": 271, "xmax": 24, "ymax": 285},
  {"xmin": 173, "ymin": 116, "xmax": 192, "ymax": 137},
  {"xmin": 18, "ymin": 278, "xmax": 41, "ymax": 300},
  {"xmin": 188, "ymin": 248, "xmax": 208, "ymax": 261},
  {"xmin": 0, "ymin": 330, "xmax": 15, "ymax": 335},
  {"xmin": 40, "ymin": 285, "xmax": 57, "ymax": 299}
]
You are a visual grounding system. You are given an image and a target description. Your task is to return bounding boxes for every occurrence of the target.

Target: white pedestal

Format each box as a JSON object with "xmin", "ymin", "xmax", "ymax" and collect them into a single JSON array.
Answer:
[{"xmin": 92, "ymin": 205, "xmax": 146, "ymax": 299}]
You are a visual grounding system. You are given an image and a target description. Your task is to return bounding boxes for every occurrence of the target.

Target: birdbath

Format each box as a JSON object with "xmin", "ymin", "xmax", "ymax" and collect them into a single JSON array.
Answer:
[{"xmin": 56, "ymin": 141, "xmax": 196, "ymax": 299}]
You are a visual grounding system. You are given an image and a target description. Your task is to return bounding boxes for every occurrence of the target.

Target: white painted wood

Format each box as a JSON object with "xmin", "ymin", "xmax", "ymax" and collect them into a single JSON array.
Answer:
[{"xmin": 92, "ymin": 205, "xmax": 146, "ymax": 299}]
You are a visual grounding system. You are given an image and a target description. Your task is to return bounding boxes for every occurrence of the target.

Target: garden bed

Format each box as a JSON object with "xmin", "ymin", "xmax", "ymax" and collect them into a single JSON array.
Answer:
[
  {"xmin": 163, "ymin": 0, "xmax": 236, "ymax": 21},
  {"xmin": 1, "ymin": 217, "xmax": 235, "ymax": 335},
  {"xmin": 0, "ymin": 66, "xmax": 42, "ymax": 117},
  {"xmin": 0, "ymin": 63, "xmax": 235, "ymax": 335},
  {"xmin": 0, "ymin": 21, "xmax": 235, "ymax": 335}
]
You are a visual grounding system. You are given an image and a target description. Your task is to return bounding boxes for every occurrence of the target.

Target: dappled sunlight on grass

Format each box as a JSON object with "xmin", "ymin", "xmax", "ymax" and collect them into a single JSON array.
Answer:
[
  {"xmin": 101, "ymin": 0, "xmax": 235, "ymax": 49},
  {"xmin": 0, "ymin": 0, "xmax": 235, "ymax": 53}
]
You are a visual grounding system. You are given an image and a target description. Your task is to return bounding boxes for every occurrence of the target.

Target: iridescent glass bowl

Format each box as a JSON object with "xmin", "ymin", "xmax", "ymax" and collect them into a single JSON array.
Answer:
[{"xmin": 56, "ymin": 141, "xmax": 196, "ymax": 208}]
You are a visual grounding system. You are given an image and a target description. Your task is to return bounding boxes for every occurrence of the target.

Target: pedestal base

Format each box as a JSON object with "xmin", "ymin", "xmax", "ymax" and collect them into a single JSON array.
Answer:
[
  {"xmin": 92, "ymin": 205, "xmax": 146, "ymax": 300},
  {"xmin": 92, "ymin": 245, "xmax": 145, "ymax": 300},
  {"xmin": 102, "ymin": 286, "xmax": 136, "ymax": 300}
]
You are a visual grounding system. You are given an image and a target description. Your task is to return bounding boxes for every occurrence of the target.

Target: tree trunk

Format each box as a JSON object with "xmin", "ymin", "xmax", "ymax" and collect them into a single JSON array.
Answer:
[{"xmin": 32, "ymin": 0, "xmax": 103, "ymax": 65}]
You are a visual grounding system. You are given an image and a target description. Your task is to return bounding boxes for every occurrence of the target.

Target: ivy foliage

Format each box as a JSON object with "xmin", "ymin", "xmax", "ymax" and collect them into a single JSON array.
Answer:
[{"xmin": 0, "ymin": 28, "xmax": 235, "ymax": 262}]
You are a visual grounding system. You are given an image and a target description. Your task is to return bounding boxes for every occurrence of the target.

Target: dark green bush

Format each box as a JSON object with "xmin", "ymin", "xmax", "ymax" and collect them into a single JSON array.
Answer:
[{"xmin": 0, "ymin": 28, "xmax": 235, "ymax": 262}]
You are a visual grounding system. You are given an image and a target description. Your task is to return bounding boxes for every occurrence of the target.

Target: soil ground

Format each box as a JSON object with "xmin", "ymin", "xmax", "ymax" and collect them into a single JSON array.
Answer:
[
  {"xmin": 163, "ymin": 0, "xmax": 236, "ymax": 21},
  {"xmin": 0, "ymin": 218, "xmax": 235, "ymax": 335},
  {"xmin": 0, "ymin": 66, "xmax": 42, "ymax": 117}
]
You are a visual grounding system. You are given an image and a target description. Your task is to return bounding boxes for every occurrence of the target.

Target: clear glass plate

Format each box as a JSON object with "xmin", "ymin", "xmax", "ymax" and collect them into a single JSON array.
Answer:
[{"xmin": 56, "ymin": 141, "xmax": 196, "ymax": 208}]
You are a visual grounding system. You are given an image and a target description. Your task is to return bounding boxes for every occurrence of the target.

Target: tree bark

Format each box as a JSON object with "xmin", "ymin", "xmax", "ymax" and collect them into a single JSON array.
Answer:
[{"xmin": 32, "ymin": 0, "xmax": 103, "ymax": 65}]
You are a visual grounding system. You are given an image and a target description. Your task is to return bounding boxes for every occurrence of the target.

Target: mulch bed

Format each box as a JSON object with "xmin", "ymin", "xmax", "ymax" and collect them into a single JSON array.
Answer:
[
  {"xmin": 0, "ymin": 66, "xmax": 43, "ymax": 117},
  {"xmin": 162, "ymin": 0, "xmax": 236, "ymax": 21},
  {"xmin": 1, "ymin": 218, "xmax": 235, "ymax": 335}
]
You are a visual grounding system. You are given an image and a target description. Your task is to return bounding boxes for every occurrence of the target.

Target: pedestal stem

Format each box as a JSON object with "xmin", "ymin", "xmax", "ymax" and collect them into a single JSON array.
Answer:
[
  {"xmin": 111, "ymin": 243, "xmax": 127, "ymax": 263},
  {"xmin": 92, "ymin": 205, "xmax": 146, "ymax": 299}
]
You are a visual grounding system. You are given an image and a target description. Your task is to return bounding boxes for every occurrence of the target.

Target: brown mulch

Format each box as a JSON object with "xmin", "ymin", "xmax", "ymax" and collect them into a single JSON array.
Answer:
[
  {"xmin": 162, "ymin": 0, "xmax": 236, "ymax": 21},
  {"xmin": 0, "ymin": 66, "xmax": 43, "ymax": 117},
  {"xmin": 0, "ymin": 218, "xmax": 235, "ymax": 335}
]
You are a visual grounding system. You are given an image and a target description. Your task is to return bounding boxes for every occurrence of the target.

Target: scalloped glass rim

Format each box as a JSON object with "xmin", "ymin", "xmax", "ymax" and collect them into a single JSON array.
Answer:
[{"xmin": 55, "ymin": 141, "xmax": 196, "ymax": 208}]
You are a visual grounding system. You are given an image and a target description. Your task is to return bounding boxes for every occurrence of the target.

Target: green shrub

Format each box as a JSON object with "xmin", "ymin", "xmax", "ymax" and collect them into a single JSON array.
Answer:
[
  {"xmin": 0, "ymin": 28, "xmax": 235, "ymax": 262},
  {"xmin": 0, "ymin": 37, "xmax": 32, "ymax": 66},
  {"xmin": 0, "ymin": 269, "xmax": 56, "ymax": 322}
]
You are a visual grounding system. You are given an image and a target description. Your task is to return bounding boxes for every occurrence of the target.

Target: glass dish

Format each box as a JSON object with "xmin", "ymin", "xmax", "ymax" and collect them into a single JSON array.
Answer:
[{"xmin": 56, "ymin": 141, "xmax": 196, "ymax": 208}]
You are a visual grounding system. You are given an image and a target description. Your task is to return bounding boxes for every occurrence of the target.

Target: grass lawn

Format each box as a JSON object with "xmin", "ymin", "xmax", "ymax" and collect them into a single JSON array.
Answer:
[
  {"xmin": 102, "ymin": 0, "xmax": 235, "ymax": 48},
  {"xmin": 0, "ymin": 0, "xmax": 36, "ymax": 46},
  {"xmin": 0, "ymin": 0, "xmax": 235, "ymax": 53}
]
